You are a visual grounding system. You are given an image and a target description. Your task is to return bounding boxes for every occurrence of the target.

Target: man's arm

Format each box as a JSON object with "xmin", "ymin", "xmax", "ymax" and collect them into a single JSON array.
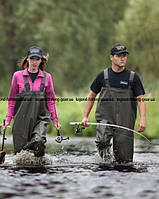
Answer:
[
  {"xmin": 137, "ymin": 95, "xmax": 146, "ymax": 132},
  {"xmin": 82, "ymin": 90, "xmax": 97, "ymax": 126}
]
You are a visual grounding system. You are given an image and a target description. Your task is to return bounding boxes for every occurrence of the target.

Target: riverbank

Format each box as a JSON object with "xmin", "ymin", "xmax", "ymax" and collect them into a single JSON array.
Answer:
[{"xmin": 0, "ymin": 92, "xmax": 158, "ymax": 139}]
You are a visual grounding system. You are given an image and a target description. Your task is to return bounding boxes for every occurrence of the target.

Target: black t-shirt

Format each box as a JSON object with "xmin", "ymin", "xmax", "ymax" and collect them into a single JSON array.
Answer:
[
  {"xmin": 90, "ymin": 67, "xmax": 145, "ymax": 97},
  {"xmin": 28, "ymin": 71, "xmax": 39, "ymax": 83}
]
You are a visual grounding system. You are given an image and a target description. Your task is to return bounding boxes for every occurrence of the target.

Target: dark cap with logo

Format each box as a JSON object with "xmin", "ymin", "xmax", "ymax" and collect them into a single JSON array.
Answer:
[
  {"xmin": 27, "ymin": 46, "xmax": 43, "ymax": 58},
  {"xmin": 110, "ymin": 44, "xmax": 129, "ymax": 55}
]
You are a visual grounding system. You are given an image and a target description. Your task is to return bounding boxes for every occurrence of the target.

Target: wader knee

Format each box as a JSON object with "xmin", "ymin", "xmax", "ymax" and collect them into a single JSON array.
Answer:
[
  {"xmin": 23, "ymin": 125, "xmax": 47, "ymax": 157},
  {"xmin": 29, "ymin": 119, "xmax": 49, "ymax": 157},
  {"xmin": 95, "ymin": 120, "xmax": 113, "ymax": 160},
  {"xmin": 113, "ymin": 130, "xmax": 134, "ymax": 163},
  {"xmin": 23, "ymin": 135, "xmax": 46, "ymax": 157}
]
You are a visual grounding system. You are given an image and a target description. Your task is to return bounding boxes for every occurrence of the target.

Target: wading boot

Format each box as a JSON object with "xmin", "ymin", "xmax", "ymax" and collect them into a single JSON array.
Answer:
[
  {"xmin": 23, "ymin": 137, "xmax": 46, "ymax": 157},
  {"xmin": 33, "ymin": 140, "xmax": 45, "ymax": 157},
  {"xmin": 103, "ymin": 148, "xmax": 112, "ymax": 164}
]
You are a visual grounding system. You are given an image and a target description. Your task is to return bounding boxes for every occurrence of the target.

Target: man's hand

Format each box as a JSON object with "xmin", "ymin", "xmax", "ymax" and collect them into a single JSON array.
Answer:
[
  {"xmin": 137, "ymin": 95, "xmax": 146, "ymax": 133},
  {"xmin": 137, "ymin": 119, "xmax": 146, "ymax": 132},
  {"xmin": 81, "ymin": 90, "xmax": 96, "ymax": 127},
  {"xmin": 81, "ymin": 117, "xmax": 89, "ymax": 127}
]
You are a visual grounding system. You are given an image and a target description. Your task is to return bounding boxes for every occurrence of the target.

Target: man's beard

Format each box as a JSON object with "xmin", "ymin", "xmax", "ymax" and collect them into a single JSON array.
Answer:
[{"xmin": 116, "ymin": 64, "xmax": 125, "ymax": 69}]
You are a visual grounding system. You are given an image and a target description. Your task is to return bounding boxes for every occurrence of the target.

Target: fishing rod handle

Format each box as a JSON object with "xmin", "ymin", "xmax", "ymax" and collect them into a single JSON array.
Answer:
[
  {"xmin": 70, "ymin": 122, "xmax": 94, "ymax": 126},
  {"xmin": 70, "ymin": 122, "xmax": 82, "ymax": 125},
  {"xmin": 57, "ymin": 130, "xmax": 60, "ymax": 136}
]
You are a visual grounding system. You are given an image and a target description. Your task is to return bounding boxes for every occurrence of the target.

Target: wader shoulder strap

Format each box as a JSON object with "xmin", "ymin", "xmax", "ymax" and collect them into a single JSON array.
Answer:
[
  {"xmin": 22, "ymin": 71, "xmax": 30, "ymax": 92},
  {"xmin": 129, "ymin": 71, "xmax": 135, "ymax": 88},
  {"xmin": 104, "ymin": 68, "xmax": 109, "ymax": 86},
  {"xmin": 104, "ymin": 68, "xmax": 108, "ymax": 80},
  {"xmin": 40, "ymin": 72, "xmax": 46, "ymax": 91},
  {"xmin": 22, "ymin": 70, "xmax": 46, "ymax": 92}
]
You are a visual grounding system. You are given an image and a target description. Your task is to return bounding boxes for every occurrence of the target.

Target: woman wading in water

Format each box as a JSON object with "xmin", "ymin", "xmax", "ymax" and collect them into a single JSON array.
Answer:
[{"xmin": 1, "ymin": 46, "xmax": 60, "ymax": 157}]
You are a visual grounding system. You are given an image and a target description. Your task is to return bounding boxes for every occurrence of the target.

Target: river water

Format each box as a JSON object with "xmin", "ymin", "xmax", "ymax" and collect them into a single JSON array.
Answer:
[{"xmin": 0, "ymin": 136, "xmax": 159, "ymax": 199}]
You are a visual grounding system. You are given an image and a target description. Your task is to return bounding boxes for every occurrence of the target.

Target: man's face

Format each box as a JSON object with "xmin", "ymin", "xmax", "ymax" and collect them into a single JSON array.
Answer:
[{"xmin": 110, "ymin": 53, "xmax": 127, "ymax": 68}]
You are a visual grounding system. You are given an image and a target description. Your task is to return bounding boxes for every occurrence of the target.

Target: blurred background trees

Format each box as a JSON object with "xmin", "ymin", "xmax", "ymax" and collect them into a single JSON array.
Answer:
[
  {"xmin": 0, "ymin": 0, "xmax": 159, "ymax": 95},
  {"xmin": 0, "ymin": 0, "xmax": 159, "ymax": 137},
  {"xmin": 114, "ymin": 0, "xmax": 159, "ymax": 91},
  {"xmin": 0, "ymin": 0, "xmax": 129, "ymax": 95}
]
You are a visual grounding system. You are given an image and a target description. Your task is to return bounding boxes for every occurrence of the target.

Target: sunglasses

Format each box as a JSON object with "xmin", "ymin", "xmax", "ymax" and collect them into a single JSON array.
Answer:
[
  {"xmin": 30, "ymin": 57, "xmax": 41, "ymax": 61},
  {"xmin": 113, "ymin": 45, "xmax": 127, "ymax": 51}
]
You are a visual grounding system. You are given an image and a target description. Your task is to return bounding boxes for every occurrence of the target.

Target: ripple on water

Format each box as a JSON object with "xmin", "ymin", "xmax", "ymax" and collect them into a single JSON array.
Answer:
[
  {"xmin": 138, "ymin": 189, "xmax": 157, "ymax": 197},
  {"xmin": 92, "ymin": 185, "xmax": 111, "ymax": 193},
  {"xmin": 0, "ymin": 138, "xmax": 158, "ymax": 199}
]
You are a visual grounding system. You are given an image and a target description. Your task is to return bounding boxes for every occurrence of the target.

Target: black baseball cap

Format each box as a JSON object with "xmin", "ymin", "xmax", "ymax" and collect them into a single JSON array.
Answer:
[
  {"xmin": 110, "ymin": 44, "xmax": 129, "ymax": 55},
  {"xmin": 27, "ymin": 46, "xmax": 42, "ymax": 58}
]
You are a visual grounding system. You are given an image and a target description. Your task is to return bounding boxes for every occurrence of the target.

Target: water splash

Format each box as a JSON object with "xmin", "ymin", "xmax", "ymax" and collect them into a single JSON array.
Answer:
[{"xmin": 13, "ymin": 150, "xmax": 52, "ymax": 166}]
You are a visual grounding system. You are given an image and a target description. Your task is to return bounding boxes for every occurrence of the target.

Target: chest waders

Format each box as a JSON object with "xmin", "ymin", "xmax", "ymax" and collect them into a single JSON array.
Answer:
[
  {"xmin": 12, "ymin": 71, "xmax": 51, "ymax": 156},
  {"xmin": 95, "ymin": 68, "xmax": 137, "ymax": 163}
]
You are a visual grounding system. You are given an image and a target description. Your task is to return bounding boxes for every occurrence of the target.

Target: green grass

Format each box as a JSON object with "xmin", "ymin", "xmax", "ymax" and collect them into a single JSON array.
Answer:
[
  {"xmin": 49, "ymin": 96, "xmax": 97, "ymax": 137},
  {"xmin": 0, "ymin": 96, "xmax": 97, "ymax": 137},
  {"xmin": 1, "ymin": 92, "xmax": 159, "ymax": 139}
]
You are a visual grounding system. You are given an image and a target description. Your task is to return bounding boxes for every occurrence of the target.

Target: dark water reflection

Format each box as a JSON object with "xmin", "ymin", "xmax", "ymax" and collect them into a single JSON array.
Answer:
[{"xmin": 0, "ymin": 137, "xmax": 159, "ymax": 199}]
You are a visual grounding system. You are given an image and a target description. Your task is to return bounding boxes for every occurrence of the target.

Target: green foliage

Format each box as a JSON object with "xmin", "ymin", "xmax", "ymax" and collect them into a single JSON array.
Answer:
[
  {"xmin": 114, "ymin": 0, "xmax": 159, "ymax": 78},
  {"xmin": 0, "ymin": 0, "xmax": 128, "ymax": 95}
]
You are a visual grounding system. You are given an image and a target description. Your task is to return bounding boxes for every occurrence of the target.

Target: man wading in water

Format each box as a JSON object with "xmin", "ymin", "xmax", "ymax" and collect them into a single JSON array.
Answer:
[
  {"xmin": 1, "ymin": 46, "xmax": 60, "ymax": 157},
  {"xmin": 82, "ymin": 44, "xmax": 146, "ymax": 163}
]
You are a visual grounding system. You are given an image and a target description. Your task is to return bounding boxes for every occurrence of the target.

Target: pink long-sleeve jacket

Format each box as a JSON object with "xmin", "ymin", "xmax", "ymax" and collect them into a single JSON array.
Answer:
[{"xmin": 6, "ymin": 68, "xmax": 58, "ymax": 125}]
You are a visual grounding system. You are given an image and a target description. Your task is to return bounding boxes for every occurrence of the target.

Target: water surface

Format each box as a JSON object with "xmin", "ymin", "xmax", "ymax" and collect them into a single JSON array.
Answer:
[{"xmin": 0, "ymin": 136, "xmax": 159, "ymax": 199}]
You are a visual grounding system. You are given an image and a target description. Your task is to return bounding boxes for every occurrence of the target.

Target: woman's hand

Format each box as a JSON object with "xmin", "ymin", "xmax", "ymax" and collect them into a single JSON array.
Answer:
[
  {"xmin": 0, "ymin": 121, "xmax": 9, "ymax": 131},
  {"xmin": 54, "ymin": 122, "xmax": 61, "ymax": 130}
]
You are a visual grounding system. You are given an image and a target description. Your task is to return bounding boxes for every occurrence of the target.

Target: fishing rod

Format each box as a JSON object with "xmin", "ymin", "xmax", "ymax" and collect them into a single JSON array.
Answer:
[
  {"xmin": 69, "ymin": 122, "xmax": 151, "ymax": 144},
  {"xmin": 0, "ymin": 120, "xmax": 8, "ymax": 164},
  {"xmin": 1, "ymin": 120, "xmax": 7, "ymax": 151},
  {"xmin": 55, "ymin": 120, "xmax": 69, "ymax": 143}
]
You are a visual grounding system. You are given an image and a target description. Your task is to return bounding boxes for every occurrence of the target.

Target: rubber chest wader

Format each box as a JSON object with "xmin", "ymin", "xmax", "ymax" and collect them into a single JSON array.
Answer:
[
  {"xmin": 95, "ymin": 68, "xmax": 137, "ymax": 162},
  {"xmin": 12, "ymin": 71, "xmax": 51, "ymax": 154}
]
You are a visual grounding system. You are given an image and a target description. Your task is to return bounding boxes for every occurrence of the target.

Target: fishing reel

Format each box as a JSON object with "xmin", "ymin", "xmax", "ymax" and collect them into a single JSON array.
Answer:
[
  {"xmin": 55, "ymin": 136, "xmax": 69, "ymax": 143},
  {"xmin": 55, "ymin": 130, "xmax": 69, "ymax": 143},
  {"xmin": 75, "ymin": 124, "xmax": 85, "ymax": 134}
]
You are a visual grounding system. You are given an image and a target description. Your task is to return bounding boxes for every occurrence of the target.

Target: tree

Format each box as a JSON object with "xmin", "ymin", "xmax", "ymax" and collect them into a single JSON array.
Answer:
[
  {"xmin": 114, "ymin": 0, "xmax": 159, "ymax": 78},
  {"xmin": 0, "ymin": 0, "xmax": 128, "ymax": 95}
]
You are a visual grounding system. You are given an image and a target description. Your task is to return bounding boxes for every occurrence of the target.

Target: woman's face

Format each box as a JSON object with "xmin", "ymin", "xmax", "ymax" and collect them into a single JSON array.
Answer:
[{"xmin": 27, "ymin": 56, "xmax": 41, "ymax": 70}]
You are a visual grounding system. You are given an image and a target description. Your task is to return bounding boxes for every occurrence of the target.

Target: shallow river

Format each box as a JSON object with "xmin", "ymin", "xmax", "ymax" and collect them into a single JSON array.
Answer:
[{"xmin": 0, "ymin": 136, "xmax": 159, "ymax": 199}]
